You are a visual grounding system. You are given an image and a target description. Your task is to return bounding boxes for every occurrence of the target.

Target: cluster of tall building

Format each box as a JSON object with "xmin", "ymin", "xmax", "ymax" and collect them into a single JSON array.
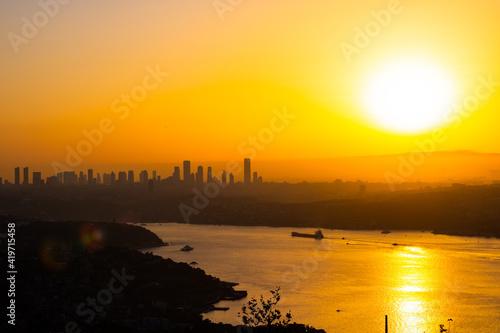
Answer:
[
  {"xmin": 10, "ymin": 167, "xmax": 43, "ymax": 187},
  {"xmin": 4, "ymin": 159, "xmax": 263, "ymax": 188},
  {"xmin": 180, "ymin": 158, "xmax": 261, "ymax": 186}
]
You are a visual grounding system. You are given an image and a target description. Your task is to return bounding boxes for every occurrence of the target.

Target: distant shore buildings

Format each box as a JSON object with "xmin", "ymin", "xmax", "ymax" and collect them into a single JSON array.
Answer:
[{"xmin": 4, "ymin": 159, "xmax": 261, "ymax": 188}]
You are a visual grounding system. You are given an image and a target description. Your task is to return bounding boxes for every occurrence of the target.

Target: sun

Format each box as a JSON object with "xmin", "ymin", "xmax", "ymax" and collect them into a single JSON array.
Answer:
[{"xmin": 363, "ymin": 59, "xmax": 456, "ymax": 134}]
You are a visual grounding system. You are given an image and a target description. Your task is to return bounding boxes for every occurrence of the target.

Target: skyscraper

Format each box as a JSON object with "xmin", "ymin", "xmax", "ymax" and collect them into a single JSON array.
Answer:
[
  {"xmin": 253, "ymin": 171, "xmax": 258, "ymax": 183},
  {"xmin": 14, "ymin": 167, "xmax": 20, "ymax": 186},
  {"xmin": 183, "ymin": 161, "xmax": 191, "ymax": 183},
  {"xmin": 63, "ymin": 171, "xmax": 77, "ymax": 185},
  {"xmin": 152, "ymin": 170, "xmax": 157, "ymax": 181},
  {"xmin": 118, "ymin": 171, "xmax": 127, "ymax": 183},
  {"xmin": 196, "ymin": 166, "xmax": 203, "ymax": 186},
  {"xmin": 244, "ymin": 158, "xmax": 251, "ymax": 184},
  {"xmin": 128, "ymin": 170, "xmax": 134, "ymax": 184},
  {"xmin": 222, "ymin": 170, "xmax": 227, "ymax": 184},
  {"xmin": 173, "ymin": 166, "xmax": 181, "ymax": 182},
  {"xmin": 140, "ymin": 170, "xmax": 148, "ymax": 184},
  {"xmin": 23, "ymin": 167, "xmax": 29, "ymax": 185},
  {"xmin": 229, "ymin": 172, "xmax": 234, "ymax": 184},
  {"xmin": 103, "ymin": 173, "xmax": 112, "ymax": 185},
  {"xmin": 79, "ymin": 171, "xmax": 86, "ymax": 185},
  {"xmin": 33, "ymin": 172, "xmax": 42, "ymax": 188},
  {"xmin": 88, "ymin": 169, "xmax": 94, "ymax": 185},
  {"xmin": 207, "ymin": 167, "xmax": 213, "ymax": 183}
]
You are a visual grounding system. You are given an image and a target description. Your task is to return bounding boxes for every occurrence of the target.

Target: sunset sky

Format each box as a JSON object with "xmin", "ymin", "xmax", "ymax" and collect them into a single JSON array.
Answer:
[{"xmin": 1, "ymin": 0, "xmax": 500, "ymax": 181}]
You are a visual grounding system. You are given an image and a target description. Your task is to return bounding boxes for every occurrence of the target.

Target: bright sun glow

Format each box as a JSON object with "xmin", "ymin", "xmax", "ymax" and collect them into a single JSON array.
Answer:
[{"xmin": 363, "ymin": 59, "xmax": 456, "ymax": 134}]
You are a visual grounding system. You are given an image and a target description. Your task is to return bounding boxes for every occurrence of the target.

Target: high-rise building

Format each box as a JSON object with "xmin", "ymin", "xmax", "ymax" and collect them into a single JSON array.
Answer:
[
  {"xmin": 128, "ymin": 170, "xmax": 134, "ymax": 184},
  {"xmin": 23, "ymin": 167, "xmax": 29, "ymax": 185},
  {"xmin": 63, "ymin": 171, "xmax": 78, "ymax": 185},
  {"xmin": 57, "ymin": 172, "xmax": 63, "ymax": 184},
  {"xmin": 229, "ymin": 172, "xmax": 234, "ymax": 184},
  {"xmin": 111, "ymin": 171, "xmax": 116, "ymax": 185},
  {"xmin": 140, "ymin": 170, "xmax": 148, "ymax": 184},
  {"xmin": 103, "ymin": 173, "xmax": 112, "ymax": 185},
  {"xmin": 33, "ymin": 172, "xmax": 42, "ymax": 188},
  {"xmin": 173, "ymin": 166, "xmax": 181, "ymax": 182},
  {"xmin": 253, "ymin": 172, "xmax": 258, "ymax": 183},
  {"xmin": 152, "ymin": 170, "xmax": 157, "ymax": 181},
  {"xmin": 78, "ymin": 172, "xmax": 87, "ymax": 185},
  {"xmin": 183, "ymin": 161, "xmax": 191, "ymax": 183},
  {"xmin": 118, "ymin": 171, "xmax": 127, "ymax": 183},
  {"xmin": 207, "ymin": 167, "xmax": 213, "ymax": 183},
  {"xmin": 222, "ymin": 170, "xmax": 227, "ymax": 184},
  {"xmin": 88, "ymin": 169, "xmax": 94, "ymax": 185},
  {"xmin": 14, "ymin": 167, "xmax": 20, "ymax": 186},
  {"xmin": 96, "ymin": 173, "xmax": 101, "ymax": 184},
  {"xmin": 244, "ymin": 158, "xmax": 251, "ymax": 184},
  {"xmin": 196, "ymin": 166, "xmax": 204, "ymax": 186}
]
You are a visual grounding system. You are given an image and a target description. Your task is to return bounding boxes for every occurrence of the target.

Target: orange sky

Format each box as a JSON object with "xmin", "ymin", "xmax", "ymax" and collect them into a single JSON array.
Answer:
[{"xmin": 1, "ymin": 0, "xmax": 500, "ymax": 181}]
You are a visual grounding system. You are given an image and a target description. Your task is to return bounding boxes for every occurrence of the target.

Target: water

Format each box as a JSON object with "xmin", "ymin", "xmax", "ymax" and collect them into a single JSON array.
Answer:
[{"xmin": 141, "ymin": 224, "xmax": 500, "ymax": 332}]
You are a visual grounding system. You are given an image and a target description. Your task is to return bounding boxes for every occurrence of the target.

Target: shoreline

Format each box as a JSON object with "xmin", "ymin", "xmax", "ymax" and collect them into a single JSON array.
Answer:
[{"xmin": 135, "ymin": 221, "xmax": 500, "ymax": 240}]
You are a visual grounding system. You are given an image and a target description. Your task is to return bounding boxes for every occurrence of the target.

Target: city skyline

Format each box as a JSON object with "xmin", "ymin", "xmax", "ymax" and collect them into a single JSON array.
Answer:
[
  {"xmin": 3, "ymin": 150, "xmax": 500, "ymax": 185},
  {"xmin": 1, "ymin": 158, "xmax": 262, "ymax": 187},
  {"xmin": 1, "ymin": 1, "xmax": 500, "ymax": 178}
]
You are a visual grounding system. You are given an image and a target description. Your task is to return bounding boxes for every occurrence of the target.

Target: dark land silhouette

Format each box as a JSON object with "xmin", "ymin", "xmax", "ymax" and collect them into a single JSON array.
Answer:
[
  {"xmin": 2, "ymin": 182, "xmax": 500, "ymax": 238},
  {"xmin": 0, "ymin": 217, "xmax": 325, "ymax": 333}
]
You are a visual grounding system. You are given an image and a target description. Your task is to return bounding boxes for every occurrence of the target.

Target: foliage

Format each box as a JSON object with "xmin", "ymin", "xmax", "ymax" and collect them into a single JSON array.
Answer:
[
  {"xmin": 439, "ymin": 318, "xmax": 453, "ymax": 332},
  {"xmin": 239, "ymin": 287, "xmax": 292, "ymax": 328}
]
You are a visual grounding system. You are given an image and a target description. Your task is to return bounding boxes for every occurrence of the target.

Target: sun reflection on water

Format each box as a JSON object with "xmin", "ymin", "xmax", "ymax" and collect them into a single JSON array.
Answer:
[{"xmin": 390, "ymin": 246, "xmax": 436, "ymax": 332}]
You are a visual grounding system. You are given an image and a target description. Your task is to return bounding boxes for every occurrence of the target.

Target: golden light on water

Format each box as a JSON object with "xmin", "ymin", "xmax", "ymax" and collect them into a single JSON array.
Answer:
[{"xmin": 390, "ymin": 246, "xmax": 435, "ymax": 332}]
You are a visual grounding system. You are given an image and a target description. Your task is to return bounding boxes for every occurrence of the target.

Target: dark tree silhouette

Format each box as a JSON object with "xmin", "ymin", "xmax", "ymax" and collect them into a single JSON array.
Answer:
[{"xmin": 239, "ymin": 287, "xmax": 292, "ymax": 328}]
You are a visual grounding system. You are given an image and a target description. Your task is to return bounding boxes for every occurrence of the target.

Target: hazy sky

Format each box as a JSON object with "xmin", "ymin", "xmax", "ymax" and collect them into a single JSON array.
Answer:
[{"xmin": 1, "ymin": 0, "xmax": 500, "ymax": 180}]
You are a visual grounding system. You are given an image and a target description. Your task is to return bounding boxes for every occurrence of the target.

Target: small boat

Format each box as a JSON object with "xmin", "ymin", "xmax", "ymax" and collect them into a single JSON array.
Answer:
[
  {"xmin": 392, "ymin": 243, "xmax": 398, "ymax": 246},
  {"xmin": 181, "ymin": 245, "xmax": 194, "ymax": 252},
  {"xmin": 291, "ymin": 229, "xmax": 324, "ymax": 239},
  {"xmin": 381, "ymin": 229, "xmax": 391, "ymax": 234}
]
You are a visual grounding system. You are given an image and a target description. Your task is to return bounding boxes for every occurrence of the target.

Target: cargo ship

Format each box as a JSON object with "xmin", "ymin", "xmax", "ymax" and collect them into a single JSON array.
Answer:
[{"xmin": 291, "ymin": 229, "xmax": 324, "ymax": 239}]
